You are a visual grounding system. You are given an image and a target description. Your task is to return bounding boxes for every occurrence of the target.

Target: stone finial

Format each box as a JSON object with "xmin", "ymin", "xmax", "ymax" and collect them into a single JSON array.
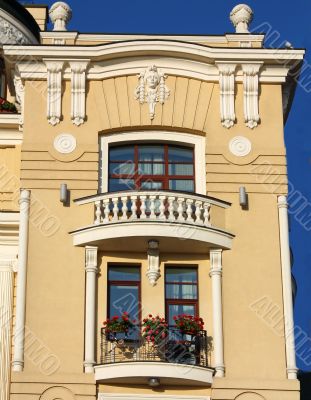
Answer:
[
  {"xmin": 49, "ymin": 2, "xmax": 72, "ymax": 31},
  {"xmin": 230, "ymin": 4, "xmax": 253, "ymax": 33}
]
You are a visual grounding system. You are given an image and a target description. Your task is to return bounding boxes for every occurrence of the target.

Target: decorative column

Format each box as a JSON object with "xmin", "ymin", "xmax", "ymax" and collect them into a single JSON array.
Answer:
[
  {"xmin": 84, "ymin": 246, "xmax": 98, "ymax": 373},
  {"xmin": 70, "ymin": 61, "xmax": 90, "ymax": 126},
  {"xmin": 0, "ymin": 259, "xmax": 14, "ymax": 400},
  {"xmin": 44, "ymin": 60, "xmax": 64, "ymax": 126},
  {"xmin": 209, "ymin": 249, "xmax": 225, "ymax": 377},
  {"xmin": 216, "ymin": 63, "xmax": 237, "ymax": 129},
  {"xmin": 13, "ymin": 190, "xmax": 31, "ymax": 372},
  {"xmin": 277, "ymin": 196, "xmax": 298, "ymax": 380}
]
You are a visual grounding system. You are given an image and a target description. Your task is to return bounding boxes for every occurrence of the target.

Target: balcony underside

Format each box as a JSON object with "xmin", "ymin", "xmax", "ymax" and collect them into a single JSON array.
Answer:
[
  {"xmin": 71, "ymin": 221, "xmax": 233, "ymax": 253},
  {"xmin": 94, "ymin": 361, "xmax": 214, "ymax": 386}
]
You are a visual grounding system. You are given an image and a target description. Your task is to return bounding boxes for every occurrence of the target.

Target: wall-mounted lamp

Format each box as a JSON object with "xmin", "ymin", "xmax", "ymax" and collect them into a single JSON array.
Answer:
[
  {"xmin": 60, "ymin": 183, "xmax": 69, "ymax": 205},
  {"xmin": 239, "ymin": 186, "xmax": 248, "ymax": 209},
  {"xmin": 148, "ymin": 377, "xmax": 160, "ymax": 387}
]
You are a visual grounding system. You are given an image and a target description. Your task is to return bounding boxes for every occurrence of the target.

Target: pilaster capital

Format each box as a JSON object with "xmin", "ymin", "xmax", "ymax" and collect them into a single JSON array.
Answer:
[
  {"xmin": 210, "ymin": 249, "xmax": 223, "ymax": 277},
  {"xmin": 85, "ymin": 246, "xmax": 98, "ymax": 274},
  {"xmin": 278, "ymin": 195, "xmax": 288, "ymax": 209}
]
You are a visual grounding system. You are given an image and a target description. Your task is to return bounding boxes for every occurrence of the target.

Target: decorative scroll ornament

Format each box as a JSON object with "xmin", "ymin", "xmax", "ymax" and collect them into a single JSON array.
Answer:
[
  {"xmin": 70, "ymin": 61, "xmax": 89, "ymax": 126},
  {"xmin": 44, "ymin": 61, "xmax": 64, "ymax": 126},
  {"xmin": 0, "ymin": 16, "xmax": 30, "ymax": 45},
  {"xmin": 146, "ymin": 240, "xmax": 160, "ymax": 286},
  {"xmin": 13, "ymin": 69, "xmax": 25, "ymax": 130},
  {"xmin": 54, "ymin": 133, "xmax": 77, "ymax": 154},
  {"xmin": 242, "ymin": 63, "xmax": 262, "ymax": 129},
  {"xmin": 229, "ymin": 136, "xmax": 252, "ymax": 157},
  {"xmin": 135, "ymin": 65, "xmax": 170, "ymax": 120},
  {"xmin": 217, "ymin": 63, "xmax": 237, "ymax": 129}
]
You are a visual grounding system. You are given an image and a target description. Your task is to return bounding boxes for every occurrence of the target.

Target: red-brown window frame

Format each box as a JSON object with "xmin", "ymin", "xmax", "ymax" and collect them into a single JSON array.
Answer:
[
  {"xmin": 108, "ymin": 143, "xmax": 195, "ymax": 191},
  {"xmin": 107, "ymin": 264, "xmax": 142, "ymax": 323},
  {"xmin": 165, "ymin": 265, "xmax": 199, "ymax": 324}
]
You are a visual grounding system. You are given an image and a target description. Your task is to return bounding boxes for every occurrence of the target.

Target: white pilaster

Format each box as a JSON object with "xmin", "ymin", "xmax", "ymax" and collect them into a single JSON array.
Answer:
[
  {"xmin": 84, "ymin": 246, "xmax": 98, "ymax": 373},
  {"xmin": 70, "ymin": 60, "xmax": 90, "ymax": 126},
  {"xmin": 0, "ymin": 259, "xmax": 14, "ymax": 400},
  {"xmin": 277, "ymin": 196, "xmax": 298, "ymax": 380},
  {"xmin": 209, "ymin": 249, "xmax": 225, "ymax": 377},
  {"xmin": 12, "ymin": 190, "xmax": 31, "ymax": 372}
]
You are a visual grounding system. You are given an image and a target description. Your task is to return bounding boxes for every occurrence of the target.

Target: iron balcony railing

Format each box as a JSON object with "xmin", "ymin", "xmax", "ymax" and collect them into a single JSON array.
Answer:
[{"xmin": 100, "ymin": 325, "xmax": 209, "ymax": 368}]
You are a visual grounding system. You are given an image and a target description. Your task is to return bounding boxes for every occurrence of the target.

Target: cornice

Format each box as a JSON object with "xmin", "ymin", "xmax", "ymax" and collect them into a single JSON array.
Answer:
[{"xmin": 3, "ymin": 40, "xmax": 305, "ymax": 65}]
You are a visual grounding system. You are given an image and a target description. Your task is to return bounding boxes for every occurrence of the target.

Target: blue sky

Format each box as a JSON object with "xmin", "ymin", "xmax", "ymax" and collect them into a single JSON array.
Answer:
[{"xmin": 25, "ymin": 0, "xmax": 311, "ymax": 370}]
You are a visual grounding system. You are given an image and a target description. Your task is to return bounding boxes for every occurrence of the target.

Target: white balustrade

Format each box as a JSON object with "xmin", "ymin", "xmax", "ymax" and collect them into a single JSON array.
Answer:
[{"xmin": 88, "ymin": 191, "xmax": 212, "ymax": 227}]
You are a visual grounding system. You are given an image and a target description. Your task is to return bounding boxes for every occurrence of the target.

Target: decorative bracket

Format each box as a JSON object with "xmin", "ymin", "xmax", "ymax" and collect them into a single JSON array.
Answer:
[
  {"xmin": 44, "ymin": 60, "xmax": 64, "ymax": 126},
  {"xmin": 216, "ymin": 63, "xmax": 237, "ymax": 129},
  {"xmin": 135, "ymin": 65, "xmax": 170, "ymax": 120},
  {"xmin": 85, "ymin": 246, "xmax": 98, "ymax": 274},
  {"xmin": 146, "ymin": 240, "xmax": 160, "ymax": 286},
  {"xmin": 209, "ymin": 249, "xmax": 223, "ymax": 277},
  {"xmin": 13, "ymin": 68, "xmax": 25, "ymax": 131},
  {"xmin": 242, "ymin": 63, "xmax": 263, "ymax": 129},
  {"xmin": 70, "ymin": 60, "xmax": 90, "ymax": 126}
]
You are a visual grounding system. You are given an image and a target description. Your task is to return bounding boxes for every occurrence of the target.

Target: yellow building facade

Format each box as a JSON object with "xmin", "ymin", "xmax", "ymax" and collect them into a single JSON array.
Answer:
[{"xmin": 0, "ymin": 2, "xmax": 306, "ymax": 400}]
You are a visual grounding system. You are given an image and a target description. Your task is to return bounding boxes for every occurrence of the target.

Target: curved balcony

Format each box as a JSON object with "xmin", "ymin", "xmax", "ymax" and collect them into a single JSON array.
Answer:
[
  {"xmin": 71, "ymin": 190, "xmax": 234, "ymax": 253},
  {"xmin": 95, "ymin": 326, "xmax": 214, "ymax": 386}
]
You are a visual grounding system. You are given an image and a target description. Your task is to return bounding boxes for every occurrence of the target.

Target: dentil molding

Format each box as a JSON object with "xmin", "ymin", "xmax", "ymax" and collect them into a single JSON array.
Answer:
[
  {"xmin": 135, "ymin": 65, "xmax": 170, "ymax": 120},
  {"xmin": 229, "ymin": 136, "xmax": 252, "ymax": 157}
]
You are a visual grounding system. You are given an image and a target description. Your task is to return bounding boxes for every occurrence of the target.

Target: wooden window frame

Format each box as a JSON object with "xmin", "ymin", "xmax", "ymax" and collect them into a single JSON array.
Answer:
[{"xmin": 108, "ymin": 143, "xmax": 195, "ymax": 191}]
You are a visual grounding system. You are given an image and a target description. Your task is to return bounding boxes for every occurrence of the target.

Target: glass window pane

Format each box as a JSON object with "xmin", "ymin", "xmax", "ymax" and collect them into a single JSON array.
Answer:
[
  {"xmin": 110, "ymin": 146, "xmax": 135, "ymax": 161},
  {"xmin": 109, "ymin": 161, "xmax": 135, "ymax": 176},
  {"xmin": 166, "ymin": 268, "xmax": 197, "ymax": 283},
  {"xmin": 138, "ymin": 163, "xmax": 164, "ymax": 175},
  {"xmin": 169, "ymin": 179, "xmax": 194, "ymax": 192},
  {"xmin": 166, "ymin": 284, "xmax": 197, "ymax": 299},
  {"xmin": 109, "ymin": 285, "xmax": 139, "ymax": 320},
  {"xmin": 168, "ymin": 146, "xmax": 193, "ymax": 162},
  {"xmin": 168, "ymin": 304, "xmax": 195, "ymax": 326},
  {"xmin": 141, "ymin": 181, "xmax": 163, "ymax": 190},
  {"xmin": 169, "ymin": 164, "xmax": 194, "ymax": 176},
  {"xmin": 109, "ymin": 178, "xmax": 135, "ymax": 192},
  {"xmin": 138, "ymin": 146, "xmax": 164, "ymax": 162},
  {"xmin": 109, "ymin": 266, "xmax": 140, "ymax": 281}
]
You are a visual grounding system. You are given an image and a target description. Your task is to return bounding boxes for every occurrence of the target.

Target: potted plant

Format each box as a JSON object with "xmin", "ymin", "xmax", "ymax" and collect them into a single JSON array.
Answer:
[
  {"xmin": 173, "ymin": 314, "xmax": 204, "ymax": 336},
  {"xmin": 103, "ymin": 312, "xmax": 136, "ymax": 340},
  {"xmin": 142, "ymin": 314, "xmax": 168, "ymax": 345},
  {"xmin": 0, "ymin": 97, "xmax": 17, "ymax": 113}
]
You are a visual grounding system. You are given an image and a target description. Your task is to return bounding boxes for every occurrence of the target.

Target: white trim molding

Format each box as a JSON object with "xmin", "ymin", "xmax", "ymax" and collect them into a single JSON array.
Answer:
[
  {"xmin": 99, "ymin": 394, "xmax": 211, "ymax": 400},
  {"xmin": 12, "ymin": 190, "xmax": 31, "ymax": 372},
  {"xmin": 209, "ymin": 249, "xmax": 225, "ymax": 377},
  {"xmin": 216, "ymin": 63, "xmax": 237, "ymax": 129},
  {"xmin": 0, "ymin": 258, "xmax": 14, "ymax": 400},
  {"xmin": 70, "ymin": 60, "xmax": 90, "ymax": 126},
  {"xmin": 242, "ymin": 63, "xmax": 263, "ymax": 129},
  {"xmin": 95, "ymin": 361, "xmax": 214, "ymax": 386},
  {"xmin": 100, "ymin": 130, "xmax": 206, "ymax": 195},
  {"xmin": 84, "ymin": 246, "xmax": 98, "ymax": 374},
  {"xmin": 44, "ymin": 60, "xmax": 65, "ymax": 126},
  {"xmin": 277, "ymin": 196, "xmax": 298, "ymax": 380}
]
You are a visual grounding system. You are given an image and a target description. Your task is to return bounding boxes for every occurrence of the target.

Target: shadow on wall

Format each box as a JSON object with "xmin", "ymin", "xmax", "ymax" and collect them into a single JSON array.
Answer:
[{"xmin": 299, "ymin": 372, "xmax": 311, "ymax": 400}]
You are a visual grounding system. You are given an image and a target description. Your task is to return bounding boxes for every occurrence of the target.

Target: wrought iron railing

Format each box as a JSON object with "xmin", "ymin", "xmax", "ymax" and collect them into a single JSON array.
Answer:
[{"xmin": 100, "ymin": 326, "xmax": 209, "ymax": 368}]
